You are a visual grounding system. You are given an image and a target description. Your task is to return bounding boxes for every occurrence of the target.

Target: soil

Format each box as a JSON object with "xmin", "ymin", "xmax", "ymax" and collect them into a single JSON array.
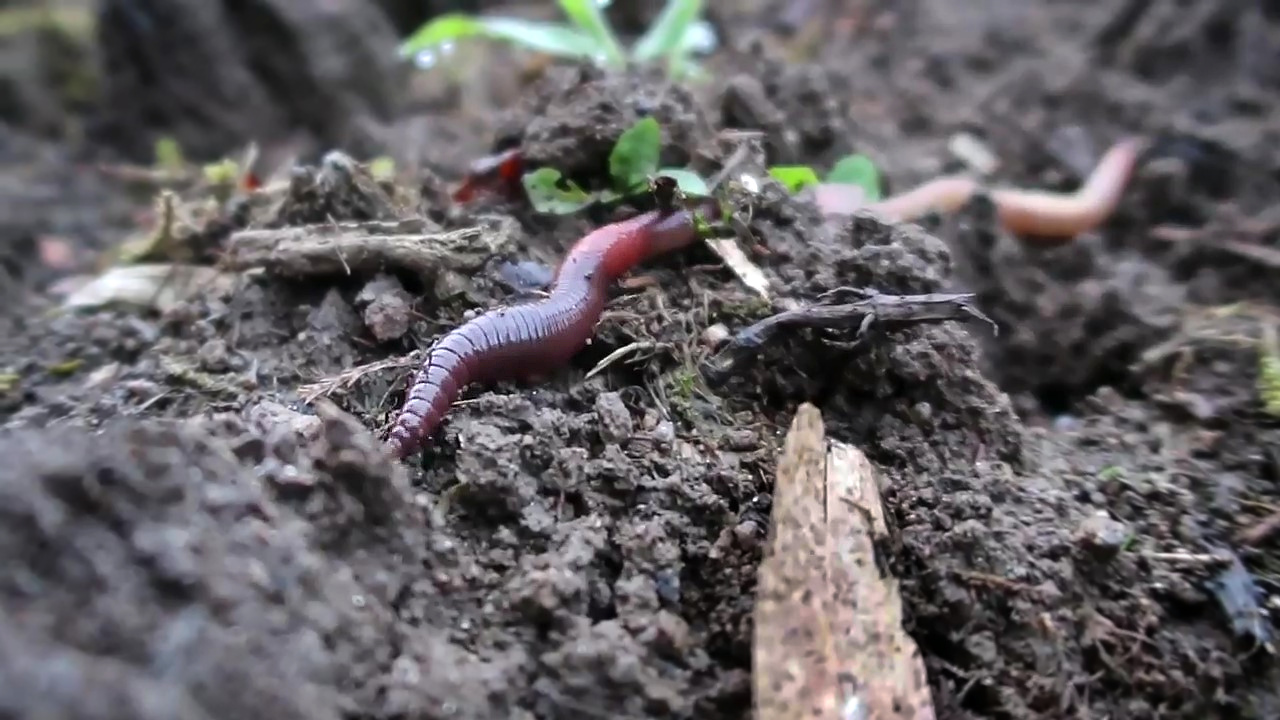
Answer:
[{"xmin": 2, "ymin": 0, "xmax": 1279, "ymax": 718}]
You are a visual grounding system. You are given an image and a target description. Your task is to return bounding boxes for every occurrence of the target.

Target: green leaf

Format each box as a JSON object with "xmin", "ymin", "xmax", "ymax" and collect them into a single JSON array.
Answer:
[
  {"xmin": 631, "ymin": 0, "xmax": 704, "ymax": 63},
  {"xmin": 826, "ymin": 154, "xmax": 882, "ymax": 201},
  {"xmin": 609, "ymin": 117, "xmax": 662, "ymax": 192},
  {"xmin": 656, "ymin": 168, "xmax": 710, "ymax": 197},
  {"xmin": 153, "ymin": 136, "xmax": 184, "ymax": 171},
  {"xmin": 522, "ymin": 167, "xmax": 596, "ymax": 214},
  {"xmin": 556, "ymin": 0, "xmax": 626, "ymax": 67},
  {"xmin": 768, "ymin": 165, "xmax": 822, "ymax": 193},
  {"xmin": 399, "ymin": 13, "xmax": 600, "ymax": 60}
]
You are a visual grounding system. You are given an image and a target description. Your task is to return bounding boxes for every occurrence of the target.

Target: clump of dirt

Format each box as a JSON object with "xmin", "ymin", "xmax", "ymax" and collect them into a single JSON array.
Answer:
[
  {"xmin": 942, "ymin": 197, "xmax": 1187, "ymax": 411},
  {"xmin": 494, "ymin": 64, "xmax": 716, "ymax": 191},
  {"xmin": 0, "ymin": 403, "xmax": 422, "ymax": 719}
]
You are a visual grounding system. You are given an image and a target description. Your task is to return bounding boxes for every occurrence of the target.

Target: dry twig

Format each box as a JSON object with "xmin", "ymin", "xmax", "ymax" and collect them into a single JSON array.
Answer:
[
  {"xmin": 297, "ymin": 351, "xmax": 423, "ymax": 402},
  {"xmin": 223, "ymin": 216, "xmax": 519, "ymax": 280},
  {"xmin": 704, "ymin": 287, "xmax": 996, "ymax": 381},
  {"xmin": 754, "ymin": 403, "xmax": 935, "ymax": 719}
]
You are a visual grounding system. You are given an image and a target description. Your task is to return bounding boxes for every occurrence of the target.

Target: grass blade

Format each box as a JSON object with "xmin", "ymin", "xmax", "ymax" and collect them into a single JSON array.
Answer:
[
  {"xmin": 400, "ymin": 13, "xmax": 600, "ymax": 61},
  {"xmin": 556, "ymin": 0, "xmax": 626, "ymax": 67},
  {"xmin": 630, "ymin": 0, "xmax": 703, "ymax": 63}
]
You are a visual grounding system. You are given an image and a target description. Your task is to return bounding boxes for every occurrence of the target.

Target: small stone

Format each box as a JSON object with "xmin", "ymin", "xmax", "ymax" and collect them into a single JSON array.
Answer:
[
  {"xmin": 650, "ymin": 421, "xmax": 676, "ymax": 445},
  {"xmin": 1075, "ymin": 511, "xmax": 1130, "ymax": 560},
  {"xmin": 358, "ymin": 274, "xmax": 414, "ymax": 342},
  {"xmin": 701, "ymin": 323, "xmax": 731, "ymax": 346},
  {"xmin": 197, "ymin": 338, "xmax": 231, "ymax": 372},
  {"xmin": 732, "ymin": 520, "xmax": 762, "ymax": 550},
  {"xmin": 433, "ymin": 270, "xmax": 471, "ymax": 301},
  {"xmin": 246, "ymin": 400, "xmax": 323, "ymax": 442},
  {"xmin": 721, "ymin": 429, "xmax": 758, "ymax": 451},
  {"xmin": 640, "ymin": 610, "xmax": 691, "ymax": 657},
  {"xmin": 308, "ymin": 288, "xmax": 362, "ymax": 337},
  {"xmin": 594, "ymin": 392, "xmax": 633, "ymax": 444}
]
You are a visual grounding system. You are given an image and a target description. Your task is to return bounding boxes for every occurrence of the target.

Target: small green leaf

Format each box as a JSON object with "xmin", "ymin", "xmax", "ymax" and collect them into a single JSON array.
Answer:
[
  {"xmin": 609, "ymin": 117, "xmax": 662, "ymax": 192},
  {"xmin": 557, "ymin": 0, "xmax": 626, "ymax": 67},
  {"xmin": 768, "ymin": 165, "xmax": 822, "ymax": 193},
  {"xmin": 399, "ymin": 13, "xmax": 600, "ymax": 61},
  {"xmin": 631, "ymin": 0, "xmax": 704, "ymax": 63},
  {"xmin": 153, "ymin": 136, "xmax": 184, "ymax": 171},
  {"xmin": 522, "ymin": 167, "xmax": 595, "ymax": 214},
  {"xmin": 369, "ymin": 156, "xmax": 397, "ymax": 181},
  {"xmin": 826, "ymin": 154, "xmax": 882, "ymax": 201},
  {"xmin": 656, "ymin": 168, "xmax": 709, "ymax": 197},
  {"xmin": 202, "ymin": 158, "xmax": 239, "ymax": 187}
]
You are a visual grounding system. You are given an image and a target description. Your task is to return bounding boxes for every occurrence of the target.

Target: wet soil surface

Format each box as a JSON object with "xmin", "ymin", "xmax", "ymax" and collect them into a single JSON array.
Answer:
[{"xmin": 2, "ymin": 1, "xmax": 1279, "ymax": 718}]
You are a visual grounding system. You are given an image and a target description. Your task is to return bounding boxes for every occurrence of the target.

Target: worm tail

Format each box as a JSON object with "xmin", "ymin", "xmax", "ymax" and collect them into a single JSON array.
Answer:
[{"xmin": 385, "ymin": 338, "xmax": 472, "ymax": 459}]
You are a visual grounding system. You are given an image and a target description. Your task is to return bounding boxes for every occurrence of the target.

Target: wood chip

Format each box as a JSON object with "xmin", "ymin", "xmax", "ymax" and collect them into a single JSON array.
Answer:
[
  {"xmin": 754, "ymin": 403, "xmax": 935, "ymax": 720},
  {"xmin": 705, "ymin": 236, "xmax": 772, "ymax": 300},
  {"xmin": 947, "ymin": 131, "xmax": 999, "ymax": 175}
]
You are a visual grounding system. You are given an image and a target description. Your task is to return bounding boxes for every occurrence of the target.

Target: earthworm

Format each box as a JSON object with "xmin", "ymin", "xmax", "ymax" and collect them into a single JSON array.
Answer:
[
  {"xmin": 386, "ymin": 201, "xmax": 706, "ymax": 459},
  {"xmin": 818, "ymin": 137, "xmax": 1145, "ymax": 243},
  {"xmin": 452, "ymin": 148, "xmax": 525, "ymax": 204}
]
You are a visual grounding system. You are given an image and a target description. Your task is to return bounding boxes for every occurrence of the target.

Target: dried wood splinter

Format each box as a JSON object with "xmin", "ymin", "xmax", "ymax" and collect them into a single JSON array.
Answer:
[{"xmin": 754, "ymin": 403, "xmax": 935, "ymax": 720}]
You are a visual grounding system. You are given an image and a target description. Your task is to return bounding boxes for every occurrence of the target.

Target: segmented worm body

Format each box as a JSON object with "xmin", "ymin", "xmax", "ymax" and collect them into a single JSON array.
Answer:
[
  {"xmin": 386, "ymin": 208, "xmax": 700, "ymax": 459},
  {"xmin": 817, "ymin": 137, "xmax": 1145, "ymax": 242}
]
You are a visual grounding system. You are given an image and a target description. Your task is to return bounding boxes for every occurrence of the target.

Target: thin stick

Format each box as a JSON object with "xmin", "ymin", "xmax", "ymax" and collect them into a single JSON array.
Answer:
[{"xmin": 704, "ymin": 287, "xmax": 996, "ymax": 381}]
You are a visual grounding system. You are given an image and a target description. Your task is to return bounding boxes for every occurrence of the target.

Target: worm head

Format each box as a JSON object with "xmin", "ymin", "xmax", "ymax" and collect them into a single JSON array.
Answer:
[{"xmin": 649, "ymin": 174, "xmax": 685, "ymax": 212}]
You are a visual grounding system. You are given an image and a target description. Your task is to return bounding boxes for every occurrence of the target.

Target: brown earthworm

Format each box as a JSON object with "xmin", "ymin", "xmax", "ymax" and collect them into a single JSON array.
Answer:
[
  {"xmin": 386, "ymin": 203, "xmax": 707, "ymax": 459},
  {"xmin": 819, "ymin": 137, "xmax": 1145, "ymax": 243}
]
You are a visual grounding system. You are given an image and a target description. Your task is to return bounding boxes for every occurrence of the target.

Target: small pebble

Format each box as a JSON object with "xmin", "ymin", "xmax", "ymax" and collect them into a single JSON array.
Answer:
[
  {"xmin": 594, "ymin": 392, "xmax": 633, "ymax": 444},
  {"xmin": 1075, "ymin": 511, "xmax": 1130, "ymax": 560},
  {"xmin": 197, "ymin": 339, "xmax": 231, "ymax": 372},
  {"xmin": 497, "ymin": 260, "xmax": 553, "ymax": 292},
  {"xmin": 701, "ymin": 323, "xmax": 731, "ymax": 346},
  {"xmin": 721, "ymin": 429, "xmax": 758, "ymax": 451},
  {"xmin": 650, "ymin": 420, "xmax": 676, "ymax": 445},
  {"xmin": 733, "ymin": 519, "xmax": 762, "ymax": 550},
  {"xmin": 246, "ymin": 400, "xmax": 323, "ymax": 442},
  {"xmin": 641, "ymin": 610, "xmax": 691, "ymax": 656},
  {"xmin": 433, "ymin": 270, "xmax": 471, "ymax": 301},
  {"xmin": 361, "ymin": 291, "xmax": 413, "ymax": 342}
]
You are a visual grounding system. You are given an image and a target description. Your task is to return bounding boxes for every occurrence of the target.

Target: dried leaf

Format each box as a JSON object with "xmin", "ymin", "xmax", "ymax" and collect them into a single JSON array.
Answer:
[{"xmin": 62, "ymin": 264, "xmax": 233, "ymax": 313}]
